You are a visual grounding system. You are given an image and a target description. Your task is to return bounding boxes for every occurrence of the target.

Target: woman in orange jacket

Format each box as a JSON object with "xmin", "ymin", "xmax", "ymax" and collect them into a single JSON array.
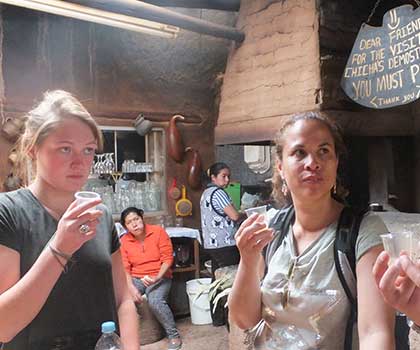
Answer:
[{"xmin": 120, "ymin": 207, "xmax": 182, "ymax": 350}]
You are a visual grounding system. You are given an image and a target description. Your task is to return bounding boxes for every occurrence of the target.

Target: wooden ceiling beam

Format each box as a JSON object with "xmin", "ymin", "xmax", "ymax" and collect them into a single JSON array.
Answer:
[{"xmin": 215, "ymin": 109, "xmax": 416, "ymax": 145}]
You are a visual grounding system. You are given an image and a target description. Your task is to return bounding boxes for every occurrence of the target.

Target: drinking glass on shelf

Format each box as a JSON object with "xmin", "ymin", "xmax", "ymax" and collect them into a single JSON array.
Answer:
[
  {"xmin": 135, "ymin": 188, "xmax": 145, "ymax": 210},
  {"xmin": 92, "ymin": 153, "xmax": 115, "ymax": 174},
  {"xmin": 175, "ymin": 217, "xmax": 183, "ymax": 227},
  {"xmin": 116, "ymin": 189, "xmax": 130, "ymax": 213},
  {"xmin": 165, "ymin": 215, "xmax": 174, "ymax": 228},
  {"xmin": 104, "ymin": 153, "xmax": 115, "ymax": 173},
  {"xmin": 129, "ymin": 160, "xmax": 136, "ymax": 172},
  {"xmin": 148, "ymin": 182, "xmax": 161, "ymax": 211},
  {"xmin": 102, "ymin": 191, "xmax": 116, "ymax": 214},
  {"xmin": 93, "ymin": 154, "xmax": 101, "ymax": 174},
  {"xmin": 158, "ymin": 215, "xmax": 165, "ymax": 228},
  {"xmin": 98, "ymin": 154, "xmax": 106, "ymax": 174}
]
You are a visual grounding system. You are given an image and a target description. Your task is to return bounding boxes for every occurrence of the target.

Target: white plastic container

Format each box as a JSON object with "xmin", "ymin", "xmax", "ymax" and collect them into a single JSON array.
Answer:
[{"xmin": 186, "ymin": 278, "xmax": 212, "ymax": 325}]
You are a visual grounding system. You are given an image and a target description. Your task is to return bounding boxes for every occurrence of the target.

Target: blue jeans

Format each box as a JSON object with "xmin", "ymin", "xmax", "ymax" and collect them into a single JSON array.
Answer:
[{"xmin": 132, "ymin": 277, "xmax": 179, "ymax": 339}]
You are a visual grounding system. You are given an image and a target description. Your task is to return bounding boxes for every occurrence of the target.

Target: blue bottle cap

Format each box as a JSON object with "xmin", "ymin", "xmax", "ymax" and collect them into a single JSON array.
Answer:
[{"xmin": 101, "ymin": 321, "xmax": 116, "ymax": 333}]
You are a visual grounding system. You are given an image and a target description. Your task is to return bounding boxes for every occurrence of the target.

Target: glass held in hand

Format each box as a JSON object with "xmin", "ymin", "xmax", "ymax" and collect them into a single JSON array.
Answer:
[
  {"xmin": 74, "ymin": 191, "xmax": 101, "ymax": 214},
  {"xmin": 380, "ymin": 232, "xmax": 414, "ymax": 265},
  {"xmin": 244, "ymin": 205, "xmax": 268, "ymax": 225},
  {"xmin": 413, "ymin": 231, "xmax": 420, "ymax": 261}
]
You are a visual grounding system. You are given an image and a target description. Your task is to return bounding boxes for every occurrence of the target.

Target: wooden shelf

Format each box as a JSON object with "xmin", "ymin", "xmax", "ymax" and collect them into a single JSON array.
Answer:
[{"xmin": 173, "ymin": 266, "xmax": 196, "ymax": 273}]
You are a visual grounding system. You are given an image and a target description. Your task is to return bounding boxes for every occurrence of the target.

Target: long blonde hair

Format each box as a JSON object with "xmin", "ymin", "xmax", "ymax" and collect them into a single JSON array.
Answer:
[{"xmin": 16, "ymin": 90, "xmax": 103, "ymax": 184}]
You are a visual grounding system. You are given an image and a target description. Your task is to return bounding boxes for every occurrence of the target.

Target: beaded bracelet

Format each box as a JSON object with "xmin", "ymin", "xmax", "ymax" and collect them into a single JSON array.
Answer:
[{"xmin": 48, "ymin": 244, "xmax": 76, "ymax": 273}]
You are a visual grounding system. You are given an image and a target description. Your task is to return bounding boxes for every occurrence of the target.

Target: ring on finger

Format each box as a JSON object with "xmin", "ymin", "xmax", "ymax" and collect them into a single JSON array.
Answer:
[{"xmin": 79, "ymin": 223, "xmax": 90, "ymax": 234}]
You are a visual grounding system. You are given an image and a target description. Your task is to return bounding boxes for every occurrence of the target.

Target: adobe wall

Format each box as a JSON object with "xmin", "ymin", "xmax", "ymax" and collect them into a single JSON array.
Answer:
[{"xmin": 216, "ymin": 0, "xmax": 321, "ymax": 144}]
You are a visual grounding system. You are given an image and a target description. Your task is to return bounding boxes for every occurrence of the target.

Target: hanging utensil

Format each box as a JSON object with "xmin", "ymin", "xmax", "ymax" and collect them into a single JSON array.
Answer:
[
  {"xmin": 175, "ymin": 185, "xmax": 193, "ymax": 217},
  {"xmin": 1, "ymin": 117, "xmax": 25, "ymax": 143},
  {"xmin": 134, "ymin": 113, "xmax": 153, "ymax": 136},
  {"xmin": 168, "ymin": 177, "xmax": 181, "ymax": 200},
  {"xmin": 185, "ymin": 147, "xmax": 202, "ymax": 190},
  {"xmin": 167, "ymin": 114, "xmax": 185, "ymax": 163}
]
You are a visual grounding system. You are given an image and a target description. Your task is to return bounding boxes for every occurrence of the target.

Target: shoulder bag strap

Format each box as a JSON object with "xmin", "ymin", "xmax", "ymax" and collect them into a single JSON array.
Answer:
[
  {"xmin": 263, "ymin": 205, "xmax": 295, "ymax": 275},
  {"xmin": 209, "ymin": 187, "xmax": 228, "ymax": 217},
  {"xmin": 334, "ymin": 206, "xmax": 367, "ymax": 350}
]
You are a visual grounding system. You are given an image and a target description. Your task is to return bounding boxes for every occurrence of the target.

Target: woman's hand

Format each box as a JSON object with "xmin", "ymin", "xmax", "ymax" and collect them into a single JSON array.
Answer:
[
  {"xmin": 235, "ymin": 213, "xmax": 273, "ymax": 270},
  {"xmin": 128, "ymin": 282, "xmax": 142, "ymax": 304},
  {"xmin": 141, "ymin": 275, "xmax": 159, "ymax": 287},
  {"xmin": 373, "ymin": 251, "xmax": 420, "ymax": 323},
  {"xmin": 51, "ymin": 198, "xmax": 103, "ymax": 255}
]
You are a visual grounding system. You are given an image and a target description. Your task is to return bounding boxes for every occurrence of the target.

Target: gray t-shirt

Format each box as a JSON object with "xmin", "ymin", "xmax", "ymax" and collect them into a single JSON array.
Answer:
[
  {"xmin": 0, "ymin": 188, "xmax": 120, "ymax": 349},
  {"xmin": 257, "ymin": 211, "xmax": 387, "ymax": 350}
]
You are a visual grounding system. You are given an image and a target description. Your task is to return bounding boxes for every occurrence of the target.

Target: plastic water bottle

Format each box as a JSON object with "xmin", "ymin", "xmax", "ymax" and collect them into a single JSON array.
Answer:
[{"xmin": 94, "ymin": 321, "xmax": 122, "ymax": 350}]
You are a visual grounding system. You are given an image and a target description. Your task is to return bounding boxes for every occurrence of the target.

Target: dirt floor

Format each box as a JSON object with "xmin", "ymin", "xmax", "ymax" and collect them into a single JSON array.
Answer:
[
  {"xmin": 141, "ymin": 317, "xmax": 420, "ymax": 350},
  {"xmin": 142, "ymin": 317, "xmax": 229, "ymax": 350}
]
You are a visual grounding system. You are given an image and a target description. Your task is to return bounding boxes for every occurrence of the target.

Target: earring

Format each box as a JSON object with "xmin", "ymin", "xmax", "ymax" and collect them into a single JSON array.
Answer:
[
  {"xmin": 281, "ymin": 179, "xmax": 288, "ymax": 197},
  {"xmin": 332, "ymin": 183, "xmax": 337, "ymax": 194}
]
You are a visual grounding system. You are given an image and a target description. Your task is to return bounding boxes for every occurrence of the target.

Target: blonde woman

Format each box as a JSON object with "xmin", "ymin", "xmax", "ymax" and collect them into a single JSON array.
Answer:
[{"xmin": 0, "ymin": 91, "xmax": 139, "ymax": 350}]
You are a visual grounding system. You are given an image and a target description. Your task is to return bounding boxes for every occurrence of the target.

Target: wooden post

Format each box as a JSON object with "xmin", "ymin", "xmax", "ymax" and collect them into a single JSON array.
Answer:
[
  {"xmin": 193, "ymin": 239, "xmax": 200, "ymax": 278},
  {"xmin": 368, "ymin": 138, "xmax": 391, "ymax": 207}
]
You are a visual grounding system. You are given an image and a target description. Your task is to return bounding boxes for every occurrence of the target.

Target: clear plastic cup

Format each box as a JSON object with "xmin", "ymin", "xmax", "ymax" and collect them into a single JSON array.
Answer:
[
  {"xmin": 380, "ymin": 232, "xmax": 413, "ymax": 264},
  {"xmin": 412, "ymin": 231, "xmax": 420, "ymax": 261},
  {"xmin": 74, "ymin": 191, "xmax": 101, "ymax": 213},
  {"xmin": 244, "ymin": 205, "xmax": 268, "ymax": 225}
]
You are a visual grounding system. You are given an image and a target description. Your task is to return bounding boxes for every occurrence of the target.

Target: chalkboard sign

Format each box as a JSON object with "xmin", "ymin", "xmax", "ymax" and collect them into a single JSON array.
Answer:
[{"xmin": 341, "ymin": 5, "xmax": 420, "ymax": 109}]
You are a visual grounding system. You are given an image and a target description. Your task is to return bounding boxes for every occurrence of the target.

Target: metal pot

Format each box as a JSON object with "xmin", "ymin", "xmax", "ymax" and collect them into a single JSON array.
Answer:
[{"xmin": 134, "ymin": 114, "xmax": 152, "ymax": 136}]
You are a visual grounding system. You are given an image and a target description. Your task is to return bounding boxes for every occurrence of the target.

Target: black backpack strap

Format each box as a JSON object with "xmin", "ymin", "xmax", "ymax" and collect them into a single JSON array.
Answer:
[
  {"xmin": 334, "ymin": 206, "xmax": 367, "ymax": 350},
  {"xmin": 209, "ymin": 187, "xmax": 228, "ymax": 217},
  {"xmin": 262, "ymin": 205, "xmax": 295, "ymax": 275}
]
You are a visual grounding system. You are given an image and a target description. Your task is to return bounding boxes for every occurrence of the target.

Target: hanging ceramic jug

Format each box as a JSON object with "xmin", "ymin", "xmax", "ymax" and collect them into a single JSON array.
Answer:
[{"xmin": 167, "ymin": 115, "xmax": 185, "ymax": 163}]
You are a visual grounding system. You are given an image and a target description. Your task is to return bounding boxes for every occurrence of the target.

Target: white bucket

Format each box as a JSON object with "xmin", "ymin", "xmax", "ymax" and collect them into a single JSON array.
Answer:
[{"xmin": 186, "ymin": 278, "xmax": 212, "ymax": 325}]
